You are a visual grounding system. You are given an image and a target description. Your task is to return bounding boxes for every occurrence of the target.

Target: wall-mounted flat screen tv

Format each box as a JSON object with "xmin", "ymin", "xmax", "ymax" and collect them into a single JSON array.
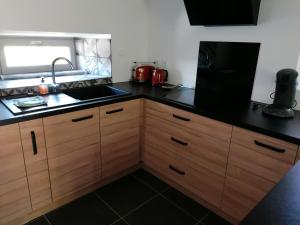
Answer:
[
  {"xmin": 194, "ymin": 41, "xmax": 261, "ymax": 108},
  {"xmin": 183, "ymin": 0, "xmax": 261, "ymax": 26}
]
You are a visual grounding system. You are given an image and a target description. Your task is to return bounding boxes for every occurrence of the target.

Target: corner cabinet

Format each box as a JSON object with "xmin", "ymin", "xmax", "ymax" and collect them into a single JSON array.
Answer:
[
  {"xmin": 221, "ymin": 127, "xmax": 298, "ymax": 221},
  {"xmin": 100, "ymin": 99, "xmax": 142, "ymax": 179},
  {"xmin": 43, "ymin": 108, "xmax": 101, "ymax": 202},
  {"xmin": 0, "ymin": 124, "xmax": 32, "ymax": 225}
]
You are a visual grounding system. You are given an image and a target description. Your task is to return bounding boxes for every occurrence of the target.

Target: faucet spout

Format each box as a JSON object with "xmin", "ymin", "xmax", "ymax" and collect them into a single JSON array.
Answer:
[{"xmin": 51, "ymin": 57, "xmax": 74, "ymax": 92}]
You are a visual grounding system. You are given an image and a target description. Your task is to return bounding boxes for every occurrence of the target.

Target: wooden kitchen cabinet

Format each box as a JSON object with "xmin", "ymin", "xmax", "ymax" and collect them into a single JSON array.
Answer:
[
  {"xmin": 143, "ymin": 100, "xmax": 232, "ymax": 208},
  {"xmin": 19, "ymin": 119, "xmax": 52, "ymax": 210},
  {"xmin": 221, "ymin": 127, "xmax": 298, "ymax": 222},
  {"xmin": 100, "ymin": 99, "xmax": 141, "ymax": 179},
  {"xmin": 43, "ymin": 108, "xmax": 101, "ymax": 202},
  {"xmin": 0, "ymin": 124, "xmax": 32, "ymax": 225}
]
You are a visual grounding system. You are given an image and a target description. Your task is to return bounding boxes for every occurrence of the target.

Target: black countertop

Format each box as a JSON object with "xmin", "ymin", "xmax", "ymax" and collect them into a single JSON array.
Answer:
[
  {"xmin": 240, "ymin": 160, "xmax": 300, "ymax": 225},
  {"xmin": 1, "ymin": 81, "xmax": 300, "ymax": 145},
  {"xmin": 1, "ymin": 81, "xmax": 300, "ymax": 225}
]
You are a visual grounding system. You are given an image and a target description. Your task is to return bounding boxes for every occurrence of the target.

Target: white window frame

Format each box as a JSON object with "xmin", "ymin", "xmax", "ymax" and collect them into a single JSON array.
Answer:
[{"xmin": 0, "ymin": 36, "xmax": 76, "ymax": 75}]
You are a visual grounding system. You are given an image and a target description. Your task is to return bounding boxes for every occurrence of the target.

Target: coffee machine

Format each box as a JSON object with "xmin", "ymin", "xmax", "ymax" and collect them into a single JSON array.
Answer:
[{"xmin": 263, "ymin": 69, "xmax": 298, "ymax": 118}]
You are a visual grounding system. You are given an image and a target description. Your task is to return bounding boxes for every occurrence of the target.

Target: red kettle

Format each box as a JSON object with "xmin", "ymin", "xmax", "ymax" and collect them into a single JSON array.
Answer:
[{"xmin": 152, "ymin": 68, "xmax": 168, "ymax": 86}]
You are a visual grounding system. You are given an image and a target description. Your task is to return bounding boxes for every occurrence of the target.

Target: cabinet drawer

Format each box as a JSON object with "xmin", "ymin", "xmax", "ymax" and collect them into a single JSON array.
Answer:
[
  {"xmin": 222, "ymin": 165, "xmax": 275, "ymax": 221},
  {"xmin": 100, "ymin": 99, "xmax": 141, "ymax": 127},
  {"xmin": 145, "ymin": 116, "xmax": 229, "ymax": 176},
  {"xmin": 19, "ymin": 119, "xmax": 52, "ymax": 210},
  {"xmin": 144, "ymin": 144, "xmax": 187, "ymax": 189},
  {"xmin": 43, "ymin": 108, "xmax": 100, "ymax": 147},
  {"xmin": 229, "ymin": 143, "xmax": 293, "ymax": 183},
  {"xmin": 101, "ymin": 118, "xmax": 140, "ymax": 179},
  {"xmin": 232, "ymin": 127, "xmax": 298, "ymax": 164},
  {"xmin": 144, "ymin": 142, "xmax": 225, "ymax": 208},
  {"xmin": 145, "ymin": 100, "xmax": 232, "ymax": 142}
]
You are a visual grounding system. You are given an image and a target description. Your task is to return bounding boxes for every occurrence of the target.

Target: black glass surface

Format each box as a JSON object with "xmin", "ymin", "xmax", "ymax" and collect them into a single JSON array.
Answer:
[
  {"xmin": 194, "ymin": 41, "xmax": 261, "ymax": 109},
  {"xmin": 183, "ymin": 0, "xmax": 261, "ymax": 26}
]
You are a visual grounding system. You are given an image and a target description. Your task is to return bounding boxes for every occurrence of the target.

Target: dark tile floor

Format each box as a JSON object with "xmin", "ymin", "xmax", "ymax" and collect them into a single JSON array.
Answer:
[{"xmin": 25, "ymin": 169, "xmax": 232, "ymax": 225}]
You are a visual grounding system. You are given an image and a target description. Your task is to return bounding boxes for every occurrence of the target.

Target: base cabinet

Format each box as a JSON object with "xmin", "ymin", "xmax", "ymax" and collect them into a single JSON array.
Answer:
[
  {"xmin": 221, "ymin": 127, "xmax": 298, "ymax": 222},
  {"xmin": 43, "ymin": 108, "xmax": 101, "ymax": 202},
  {"xmin": 19, "ymin": 119, "xmax": 52, "ymax": 210},
  {"xmin": 100, "ymin": 100, "xmax": 141, "ymax": 179},
  {"xmin": 1, "ymin": 99, "xmax": 300, "ymax": 225},
  {"xmin": 143, "ymin": 100, "xmax": 231, "ymax": 208},
  {"xmin": 0, "ymin": 124, "xmax": 32, "ymax": 225}
]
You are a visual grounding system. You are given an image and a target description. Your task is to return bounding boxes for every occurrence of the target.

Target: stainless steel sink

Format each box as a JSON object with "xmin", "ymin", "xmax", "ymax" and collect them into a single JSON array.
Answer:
[{"xmin": 63, "ymin": 85, "xmax": 130, "ymax": 101}]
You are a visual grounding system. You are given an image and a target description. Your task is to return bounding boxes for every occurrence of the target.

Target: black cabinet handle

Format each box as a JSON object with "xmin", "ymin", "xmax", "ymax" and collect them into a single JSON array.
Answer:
[
  {"xmin": 171, "ymin": 137, "xmax": 188, "ymax": 146},
  {"xmin": 31, "ymin": 131, "xmax": 37, "ymax": 155},
  {"xmin": 72, "ymin": 115, "xmax": 93, "ymax": 122},
  {"xmin": 173, "ymin": 114, "xmax": 191, "ymax": 122},
  {"xmin": 106, "ymin": 108, "xmax": 124, "ymax": 114},
  {"xmin": 169, "ymin": 165, "xmax": 186, "ymax": 176},
  {"xmin": 254, "ymin": 140, "xmax": 286, "ymax": 153}
]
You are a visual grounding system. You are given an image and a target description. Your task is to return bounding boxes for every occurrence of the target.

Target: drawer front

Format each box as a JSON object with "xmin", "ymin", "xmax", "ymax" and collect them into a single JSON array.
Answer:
[
  {"xmin": 229, "ymin": 143, "xmax": 293, "ymax": 183},
  {"xmin": 232, "ymin": 127, "xmax": 298, "ymax": 164},
  {"xmin": 43, "ymin": 108, "xmax": 100, "ymax": 147},
  {"xmin": 100, "ymin": 99, "xmax": 141, "ymax": 127},
  {"xmin": 222, "ymin": 165, "xmax": 275, "ymax": 221},
  {"xmin": 101, "ymin": 119, "xmax": 140, "ymax": 179},
  {"xmin": 143, "ymin": 144, "xmax": 189, "ymax": 191},
  {"xmin": 145, "ymin": 100, "xmax": 232, "ymax": 143},
  {"xmin": 48, "ymin": 136, "xmax": 101, "ymax": 201},
  {"xmin": 145, "ymin": 116, "xmax": 229, "ymax": 176},
  {"xmin": 19, "ymin": 119, "xmax": 52, "ymax": 210},
  {"xmin": 144, "ymin": 142, "xmax": 225, "ymax": 208}
]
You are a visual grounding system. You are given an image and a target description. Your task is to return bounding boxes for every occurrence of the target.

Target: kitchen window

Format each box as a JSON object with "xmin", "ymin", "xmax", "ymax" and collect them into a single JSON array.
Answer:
[
  {"xmin": 0, "ymin": 37, "xmax": 76, "ymax": 75},
  {"xmin": 0, "ymin": 34, "xmax": 112, "ymax": 83}
]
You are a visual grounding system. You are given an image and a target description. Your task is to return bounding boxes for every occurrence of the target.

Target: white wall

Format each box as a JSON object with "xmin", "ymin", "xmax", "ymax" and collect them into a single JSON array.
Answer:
[
  {"xmin": 2, "ymin": 0, "xmax": 300, "ymax": 108},
  {"xmin": 148, "ymin": 0, "xmax": 300, "ymax": 108},
  {"xmin": 0, "ymin": 0, "xmax": 149, "ymax": 83}
]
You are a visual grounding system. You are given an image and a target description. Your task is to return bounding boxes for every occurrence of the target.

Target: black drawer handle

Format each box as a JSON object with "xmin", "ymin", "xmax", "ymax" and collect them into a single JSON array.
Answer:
[
  {"xmin": 254, "ymin": 140, "xmax": 286, "ymax": 153},
  {"xmin": 169, "ymin": 165, "xmax": 186, "ymax": 176},
  {"xmin": 171, "ymin": 137, "xmax": 188, "ymax": 146},
  {"xmin": 173, "ymin": 114, "xmax": 191, "ymax": 122},
  {"xmin": 106, "ymin": 108, "xmax": 124, "ymax": 114},
  {"xmin": 72, "ymin": 115, "xmax": 93, "ymax": 122},
  {"xmin": 31, "ymin": 131, "xmax": 37, "ymax": 155}
]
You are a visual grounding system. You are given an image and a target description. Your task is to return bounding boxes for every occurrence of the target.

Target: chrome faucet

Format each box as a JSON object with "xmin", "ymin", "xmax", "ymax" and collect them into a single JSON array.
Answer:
[{"xmin": 51, "ymin": 57, "xmax": 74, "ymax": 92}]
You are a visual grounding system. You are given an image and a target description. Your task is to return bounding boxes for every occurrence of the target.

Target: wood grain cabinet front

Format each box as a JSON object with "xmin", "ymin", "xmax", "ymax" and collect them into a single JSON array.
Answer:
[
  {"xmin": 19, "ymin": 119, "xmax": 52, "ymax": 211},
  {"xmin": 43, "ymin": 108, "xmax": 101, "ymax": 202},
  {"xmin": 100, "ymin": 100, "xmax": 141, "ymax": 179},
  {"xmin": 0, "ymin": 124, "xmax": 32, "ymax": 225},
  {"xmin": 221, "ymin": 127, "xmax": 299, "ymax": 222},
  {"xmin": 143, "ymin": 100, "xmax": 232, "ymax": 208}
]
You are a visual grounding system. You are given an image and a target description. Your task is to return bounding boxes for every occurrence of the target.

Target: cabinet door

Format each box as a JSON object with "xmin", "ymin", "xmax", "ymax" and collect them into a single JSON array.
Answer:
[
  {"xmin": 221, "ymin": 165, "xmax": 275, "ymax": 221},
  {"xmin": 221, "ymin": 127, "xmax": 298, "ymax": 222},
  {"xmin": 19, "ymin": 119, "xmax": 52, "ymax": 210},
  {"xmin": 100, "ymin": 100, "xmax": 141, "ymax": 179},
  {"xmin": 0, "ymin": 124, "xmax": 32, "ymax": 225},
  {"xmin": 44, "ymin": 108, "xmax": 101, "ymax": 201}
]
